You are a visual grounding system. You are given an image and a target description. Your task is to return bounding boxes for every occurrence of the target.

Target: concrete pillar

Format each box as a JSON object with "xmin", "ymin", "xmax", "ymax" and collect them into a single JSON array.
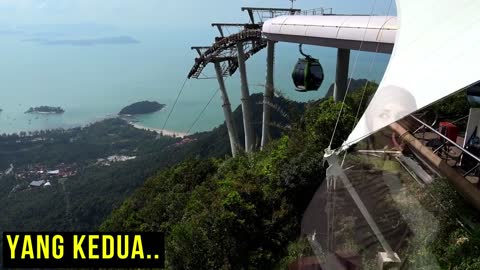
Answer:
[
  {"xmin": 261, "ymin": 40, "xmax": 275, "ymax": 150},
  {"xmin": 236, "ymin": 42, "xmax": 255, "ymax": 152},
  {"xmin": 214, "ymin": 61, "xmax": 239, "ymax": 157},
  {"xmin": 334, "ymin": 48, "xmax": 350, "ymax": 102}
]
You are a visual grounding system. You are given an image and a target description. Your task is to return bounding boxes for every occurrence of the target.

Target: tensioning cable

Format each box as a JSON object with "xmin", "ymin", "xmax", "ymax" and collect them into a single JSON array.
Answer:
[
  {"xmin": 328, "ymin": 0, "xmax": 379, "ymax": 150},
  {"xmin": 186, "ymin": 87, "xmax": 220, "ymax": 135},
  {"xmin": 340, "ymin": 0, "xmax": 395, "ymax": 167},
  {"xmin": 161, "ymin": 77, "xmax": 189, "ymax": 133}
]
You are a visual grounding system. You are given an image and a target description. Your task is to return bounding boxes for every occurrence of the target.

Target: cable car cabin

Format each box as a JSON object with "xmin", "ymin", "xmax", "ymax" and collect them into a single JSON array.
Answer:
[{"xmin": 292, "ymin": 57, "xmax": 324, "ymax": 92}]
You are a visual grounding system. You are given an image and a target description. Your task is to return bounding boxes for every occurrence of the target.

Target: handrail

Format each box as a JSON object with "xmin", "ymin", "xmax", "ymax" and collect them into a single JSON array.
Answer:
[
  {"xmin": 301, "ymin": 8, "xmax": 333, "ymax": 16},
  {"xmin": 451, "ymin": 115, "xmax": 469, "ymax": 124},
  {"xmin": 410, "ymin": 115, "xmax": 480, "ymax": 164}
]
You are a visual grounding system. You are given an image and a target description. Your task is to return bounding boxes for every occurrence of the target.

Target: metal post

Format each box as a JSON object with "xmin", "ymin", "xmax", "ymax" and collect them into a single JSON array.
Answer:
[
  {"xmin": 261, "ymin": 40, "xmax": 275, "ymax": 150},
  {"xmin": 214, "ymin": 61, "xmax": 239, "ymax": 157},
  {"xmin": 334, "ymin": 48, "xmax": 350, "ymax": 102},
  {"xmin": 325, "ymin": 154, "xmax": 400, "ymax": 266},
  {"xmin": 236, "ymin": 42, "xmax": 255, "ymax": 152}
]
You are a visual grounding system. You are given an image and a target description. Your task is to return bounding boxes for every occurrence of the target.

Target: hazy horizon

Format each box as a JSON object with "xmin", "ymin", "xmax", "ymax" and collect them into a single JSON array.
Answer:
[{"xmin": 0, "ymin": 0, "xmax": 396, "ymax": 134}]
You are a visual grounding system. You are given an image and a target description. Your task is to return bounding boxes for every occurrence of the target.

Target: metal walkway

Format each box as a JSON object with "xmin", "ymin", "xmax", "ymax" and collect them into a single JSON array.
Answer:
[{"xmin": 401, "ymin": 115, "xmax": 480, "ymax": 187}]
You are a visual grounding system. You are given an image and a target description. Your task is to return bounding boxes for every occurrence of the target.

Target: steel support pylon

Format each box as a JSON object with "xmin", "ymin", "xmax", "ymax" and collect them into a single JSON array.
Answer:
[
  {"xmin": 261, "ymin": 40, "xmax": 275, "ymax": 150},
  {"xmin": 334, "ymin": 48, "xmax": 350, "ymax": 102},
  {"xmin": 214, "ymin": 61, "xmax": 240, "ymax": 157},
  {"xmin": 237, "ymin": 42, "xmax": 255, "ymax": 152}
]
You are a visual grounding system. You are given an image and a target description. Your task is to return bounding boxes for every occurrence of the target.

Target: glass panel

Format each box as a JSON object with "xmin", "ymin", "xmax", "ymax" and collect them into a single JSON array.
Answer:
[{"xmin": 298, "ymin": 127, "xmax": 479, "ymax": 269}]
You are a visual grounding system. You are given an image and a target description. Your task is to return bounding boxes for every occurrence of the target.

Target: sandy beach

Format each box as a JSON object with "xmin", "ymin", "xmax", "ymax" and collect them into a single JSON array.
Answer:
[{"xmin": 128, "ymin": 122, "xmax": 189, "ymax": 138}]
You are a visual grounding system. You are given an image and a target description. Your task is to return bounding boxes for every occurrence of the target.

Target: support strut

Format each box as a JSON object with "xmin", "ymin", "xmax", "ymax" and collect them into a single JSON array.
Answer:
[{"xmin": 214, "ymin": 61, "xmax": 240, "ymax": 157}]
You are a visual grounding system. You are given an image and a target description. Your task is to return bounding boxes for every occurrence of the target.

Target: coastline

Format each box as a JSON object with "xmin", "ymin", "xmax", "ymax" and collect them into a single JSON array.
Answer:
[
  {"xmin": 0, "ymin": 112, "xmax": 190, "ymax": 138},
  {"xmin": 127, "ymin": 121, "xmax": 189, "ymax": 138}
]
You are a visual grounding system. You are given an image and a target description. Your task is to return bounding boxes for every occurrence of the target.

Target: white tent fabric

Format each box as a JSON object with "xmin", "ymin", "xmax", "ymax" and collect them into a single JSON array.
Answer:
[{"xmin": 343, "ymin": 0, "xmax": 480, "ymax": 148}]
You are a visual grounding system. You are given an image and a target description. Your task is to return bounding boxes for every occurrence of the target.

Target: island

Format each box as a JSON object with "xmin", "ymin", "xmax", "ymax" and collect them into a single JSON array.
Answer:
[
  {"xmin": 25, "ymin": 106, "xmax": 65, "ymax": 114},
  {"xmin": 119, "ymin": 101, "xmax": 165, "ymax": 115}
]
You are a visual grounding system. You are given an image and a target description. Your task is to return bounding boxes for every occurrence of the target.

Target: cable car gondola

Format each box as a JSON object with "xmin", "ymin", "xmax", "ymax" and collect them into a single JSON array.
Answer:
[{"xmin": 292, "ymin": 44, "xmax": 324, "ymax": 92}]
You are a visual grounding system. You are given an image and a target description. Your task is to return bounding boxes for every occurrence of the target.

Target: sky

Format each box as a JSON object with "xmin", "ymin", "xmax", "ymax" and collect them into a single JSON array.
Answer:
[
  {"xmin": 0, "ymin": 0, "xmax": 397, "ymax": 133},
  {"xmin": 0, "ymin": 1, "xmax": 397, "ymax": 67},
  {"xmin": 0, "ymin": 0, "xmax": 397, "ymax": 82},
  {"xmin": 0, "ymin": 0, "xmax": 396, "ymax": 28}
]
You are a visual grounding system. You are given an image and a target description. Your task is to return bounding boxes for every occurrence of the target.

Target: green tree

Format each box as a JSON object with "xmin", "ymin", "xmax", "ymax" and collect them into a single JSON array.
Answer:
[{"xmin": 303, "ymin": 98, "xmax": 357, "ymax": 150}]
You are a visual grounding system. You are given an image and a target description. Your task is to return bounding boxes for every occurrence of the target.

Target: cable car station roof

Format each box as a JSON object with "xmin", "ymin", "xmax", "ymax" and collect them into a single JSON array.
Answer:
[{"xmin": 262, "ymin": 15, "xmax": 398, "ymax": 54}]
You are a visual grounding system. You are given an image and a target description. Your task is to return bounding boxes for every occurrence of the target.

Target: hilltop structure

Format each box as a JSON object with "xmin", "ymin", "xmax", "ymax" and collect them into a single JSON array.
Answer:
[{"xmin": 186, "ymin": 2, "xmax": 480, "ymax": 268}]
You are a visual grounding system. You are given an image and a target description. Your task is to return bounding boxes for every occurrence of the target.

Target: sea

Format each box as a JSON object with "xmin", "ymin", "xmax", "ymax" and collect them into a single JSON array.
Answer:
[{"xmin": 0, "ymin": 27, "xmax": 390, "ymax": 135}]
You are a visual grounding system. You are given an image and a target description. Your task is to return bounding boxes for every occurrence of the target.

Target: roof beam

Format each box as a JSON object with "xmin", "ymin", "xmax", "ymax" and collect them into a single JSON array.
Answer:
[
  {"xmin": 241, "ymin": 7, "xmax": 302, "ymax": 24},
  {"xmin": 241, "ymin": 7, "xmax": 301, "ymax": 12},
  {"xmin": 211, "ymin": 23, "xmax": 260, "ymax": 37},
  {"xmin": 211, "ymin": 23, "xmax": 253, "ymax": 27},
  {"xmin": 191, "ymin": 46, "xmax": 210, "ymax": 56}
]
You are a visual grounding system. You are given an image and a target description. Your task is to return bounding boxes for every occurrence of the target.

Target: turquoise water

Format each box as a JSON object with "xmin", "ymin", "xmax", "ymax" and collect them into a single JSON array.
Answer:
[{"xmin": 0, "ymin": 28, "xmax": 390, "ymax": 135}]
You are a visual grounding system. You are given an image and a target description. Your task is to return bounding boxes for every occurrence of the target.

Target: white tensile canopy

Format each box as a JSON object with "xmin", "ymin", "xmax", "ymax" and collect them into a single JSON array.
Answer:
[{"xmin": 343, "ymin": 0, "xmax": 480, "ymax": 148}]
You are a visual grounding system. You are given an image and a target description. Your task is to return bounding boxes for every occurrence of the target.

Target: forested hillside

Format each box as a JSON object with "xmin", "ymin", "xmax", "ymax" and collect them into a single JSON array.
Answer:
[
  {"xmin": 0, "ymin": 93, "xmax": 303, "ymax": 239},
  {"xmin": 102, "ymin": 83, "xmax": 480, "ymax": 269},
  {"xmin": 100, "ymin": 85, "xmax": 373, "ymax": 268},
  {"xmin": 5, "ymin": 81, "xmax": 477, "ymax": 269}
]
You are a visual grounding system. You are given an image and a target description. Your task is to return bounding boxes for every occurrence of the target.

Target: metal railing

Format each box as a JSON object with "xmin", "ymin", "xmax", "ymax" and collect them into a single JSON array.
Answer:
[
  {"xmin": 410, "ymin": 115, "xmax": 480, "ymax": 178},
  {"xmin": 301, "ymin": 8, "xmax": 333, "ymax": 16}
]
